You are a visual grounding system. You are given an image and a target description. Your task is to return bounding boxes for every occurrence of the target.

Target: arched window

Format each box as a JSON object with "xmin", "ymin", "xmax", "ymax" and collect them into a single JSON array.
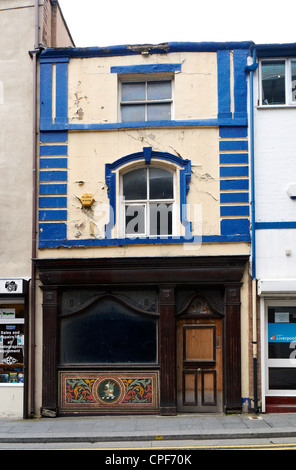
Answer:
[
  {"xmin": 105, "ymin": 147, "xmax": 192, "ymax": 242},
  {"xmin": 122, "ymin": 166, "xmax": 174, "ymax": 237}
]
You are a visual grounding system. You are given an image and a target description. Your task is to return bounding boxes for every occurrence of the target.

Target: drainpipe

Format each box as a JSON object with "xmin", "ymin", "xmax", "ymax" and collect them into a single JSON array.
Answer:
[
  {"xmin": 245, "ymin": 47, "xmax": 259, "ymax": 413},
  {"xmin": 28, "ymin": 0, "xmax": 39, "ymax": 418}
]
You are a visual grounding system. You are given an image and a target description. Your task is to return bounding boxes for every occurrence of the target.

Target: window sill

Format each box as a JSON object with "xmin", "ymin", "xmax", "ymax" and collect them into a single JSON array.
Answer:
[
  {"xmin": 257, "ymin": 105, "xmax": 296, "ymax": 109},
  {"xmin": 0, "ymin": 383, "xmax": 23, "ymax": 387}
]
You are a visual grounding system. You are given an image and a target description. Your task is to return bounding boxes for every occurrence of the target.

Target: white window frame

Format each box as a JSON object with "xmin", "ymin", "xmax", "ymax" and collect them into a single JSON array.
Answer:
[
  {"xmin": 119, "ymin": 164, "xmax": 176, "ymax": 238},
  {"xmin": 119, "ymin": 75, "xmax": 174, "ymax": 122},
  {"xmin": 259, "ymin": 58, "xmax": 296, "ymax": 107}
]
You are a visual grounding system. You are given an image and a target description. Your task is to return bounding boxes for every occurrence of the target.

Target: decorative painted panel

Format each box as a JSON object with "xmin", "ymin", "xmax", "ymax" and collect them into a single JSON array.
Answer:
[{"xmin": 59, "ymin": 371, "xmax": 159, "ymax": 412}]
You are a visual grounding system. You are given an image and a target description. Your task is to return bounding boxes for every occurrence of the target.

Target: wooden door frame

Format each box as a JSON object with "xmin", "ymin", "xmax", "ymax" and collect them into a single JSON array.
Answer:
[{"xmin": 35, "ymin": 255, "xmax": 247, "ymax": 416}]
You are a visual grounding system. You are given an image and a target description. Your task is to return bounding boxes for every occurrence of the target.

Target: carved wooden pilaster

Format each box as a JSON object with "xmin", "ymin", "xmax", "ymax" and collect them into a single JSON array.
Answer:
[
  {"xmin": 159, "ymin": 286, "xmax": 176, "ymax": 415},
  {"xmin": 41, "ymin": 286, "xmax": 58, "ymax": 417},
  {"xmin": 224, "ymin": 284, "xmax": 242, "ymax": 412}
]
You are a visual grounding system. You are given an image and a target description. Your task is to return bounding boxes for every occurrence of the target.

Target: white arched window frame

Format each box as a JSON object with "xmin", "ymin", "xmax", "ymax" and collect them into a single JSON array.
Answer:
[{"xmin": 119, "ymin": 164, "xmax": 176, "ymax": 239}]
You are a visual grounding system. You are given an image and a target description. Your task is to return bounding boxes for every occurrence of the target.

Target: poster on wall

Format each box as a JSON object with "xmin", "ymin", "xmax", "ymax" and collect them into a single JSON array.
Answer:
[{"xmin": 0, "ymin": 324, "xmax": 24, "ymax": 367}]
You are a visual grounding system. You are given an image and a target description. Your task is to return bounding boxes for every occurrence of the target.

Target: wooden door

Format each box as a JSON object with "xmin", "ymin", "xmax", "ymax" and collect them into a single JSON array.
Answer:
[{"xmin": 177, "ymin": 318, "xmax": 223, "ymax": 413}]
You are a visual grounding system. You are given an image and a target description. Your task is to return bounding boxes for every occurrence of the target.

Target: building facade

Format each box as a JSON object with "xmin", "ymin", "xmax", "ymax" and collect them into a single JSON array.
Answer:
[
  {"xmin": 34, "ymin": 42, "xmax": 254, "ymax": 417},
  {"xmin": 248, "ymin": 43, "xmax": 296, "ymax": 412},
  {"xmin": 0, "ymin": 0, "xmax": 74, "ymax": 418}
]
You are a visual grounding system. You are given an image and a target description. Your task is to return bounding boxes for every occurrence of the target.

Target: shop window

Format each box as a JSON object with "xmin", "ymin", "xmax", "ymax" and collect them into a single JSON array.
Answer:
[
  {"xmin": 261, "ymin": 59, "xmax": 296, "ymax": 106},
  {"xmin": 122, "ymin": 166, "xmax": 174, "ymax": 237},
  {"xmin": 267, "ymin": 306, "xmax": 296, "ymax": 391},
  {"xmin": 0, "ymin": 302, "xmax": 25, "ymax": 385},
  {"xmin": 59, "ymin": 297, "xmax": 158, "ymax": 365},
  {"xmin": 120, "ymin": 79, "xmax": 172, "ymax": 122}
]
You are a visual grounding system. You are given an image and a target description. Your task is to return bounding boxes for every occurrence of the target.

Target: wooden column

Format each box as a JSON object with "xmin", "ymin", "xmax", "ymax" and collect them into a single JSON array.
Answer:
[
  {"xmin": 159, "ymin": 286, "xmax": 176, "ymax": 415},
  {"xmin": 224, "ymin": 284, "xmax": 242, "ymax": 412},
  {"xmin": 41, "ymin": 286, "xmax": 58, "ymax": 417}
]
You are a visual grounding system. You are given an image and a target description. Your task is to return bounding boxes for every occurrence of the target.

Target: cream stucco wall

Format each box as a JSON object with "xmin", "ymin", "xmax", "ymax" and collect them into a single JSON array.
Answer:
[{"xmin": 68, "ymin": 52, "xmax": 218, "ymax": 124}]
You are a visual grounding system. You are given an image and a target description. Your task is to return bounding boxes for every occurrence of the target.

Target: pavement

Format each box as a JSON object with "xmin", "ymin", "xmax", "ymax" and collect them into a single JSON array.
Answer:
[{"xmin": 1, "ymin": 412, "xmax": 296, "ymax": 444}]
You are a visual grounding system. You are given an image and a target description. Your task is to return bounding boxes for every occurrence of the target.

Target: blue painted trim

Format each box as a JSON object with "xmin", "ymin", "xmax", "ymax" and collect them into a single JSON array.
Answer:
[
  {"xmin": 39, "ymin": 170, "xmax": 67, "ymax": 182},
  {"xmin": 111, "ymin": 63, "xmax": 181, "ymax": 74},
  {"xmin": 39, "ymin": 184, "xmax": 67, "ymax": 195},
  {"xmin": 220, "ymin": 206, "xmax": 249, "ymax": 216},
  {"xmin": 233, "ymin": 49, "xmax": 248, "ymax": 118},
  {"xmin": 39, "ymin": 57, "xmax": 69, "ymax": 63},
  {"xmin": 39, "ymin": 42, "xmax": 254, "ymax": 61},
  {"xmin": 40, "ymin": 158, "xmax": 67, "ymax": 169},
  {"xmin": 220, "ymin": 166, "xmax": 248, "ymax": 177},
  {"xmin": 217, "ymin": 50, "xmax": 232, "ymax": 118},
  {"xmin": 219, "ymin": 127, "xmax": 248, "ymax": 138},
  {"xmin": 220, "ymin": 179, "xmax": 249, "ymax": 190},
  {"xmin": 55, "ymin": 62, "xmax": 68, "ymax": 124},
  {"xmin": 220, "ymin": 153, "xmax": 248, "ymax": 164},
  {"xmin": 40, "ymin": 63, "xmax": 52, "ymax": 125},
  {"xmin": 219, "ymin": 140, "xmax": 248, "ymax": 151},
  {"xmin": 39, "ymin": 210, "xmax": 67, "ymax": 221},
  {"xmin": 105, "ymin": 148, "xmax": 191, "ymax": 239},
  {"xmin": 220, "ymin": 192, "xmax": 249, "ymax": 203},
  {"xmin": 39, "ymin": 223, "xmax": 67, "ymax": 241},
  {"xmin": 39, "ymin": 196, "xmax": 67, "ymax": 208},
  {"xmin": 221, "ymin": 218, "xmax": 250, "ymax": 236},
  {"xmin": 40, "ymin": 117, "xmax": 249, "ymax": 132},
  {"xmin": 255, "ymin": 222, "xmax": 296, "ymax": 229},
  {"xmin": 40, "ymin": 131, "xmax": 68, "ymax": 143},
  {"xmin": 39, "ymin": 145, "xmax": 67, "ymax": 156},
  {"xmin": 252, "ymin": 43, "xmax": 296, "ymax": 58},
  {"xmin": 38, "ymin": 233, "xmax": 251, "ymax": 248}
]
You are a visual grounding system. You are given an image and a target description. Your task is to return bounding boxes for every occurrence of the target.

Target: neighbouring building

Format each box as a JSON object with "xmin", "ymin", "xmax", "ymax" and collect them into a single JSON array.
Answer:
[
  {"xmin": 247, "ymin": 43, "xmax": 296, "ymax": 412},
  {"xmin": 0, "ymin": 0, "xmax": 74, "ymax": 418},
  {"xmin": 34, "ymin": 41, "xmax": 255, "ymax": 417}
]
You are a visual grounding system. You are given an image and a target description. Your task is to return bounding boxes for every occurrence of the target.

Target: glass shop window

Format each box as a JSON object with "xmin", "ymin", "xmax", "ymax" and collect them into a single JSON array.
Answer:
[
  {"xmin": 59, "ymin": 297, "xmax": 158, "ymax": 365},
  {"xmin": 0, "ymin": 303, "xmax": 24, "ymax": 385},
  {"xmin": 268, "ymin": 306, "xmax": 296, "ymax": 390}
]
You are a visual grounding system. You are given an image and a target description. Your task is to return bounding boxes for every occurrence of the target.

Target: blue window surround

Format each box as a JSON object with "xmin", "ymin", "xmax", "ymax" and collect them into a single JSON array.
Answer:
[{"xmin": 104, "ymin": 147, "xmax": 191, "ymax": 240}]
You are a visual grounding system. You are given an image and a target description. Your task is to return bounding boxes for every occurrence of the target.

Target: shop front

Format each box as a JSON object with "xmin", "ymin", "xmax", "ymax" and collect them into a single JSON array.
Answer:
[
  {"xmin": 259, "ymin": 280, "xmax": 296, "ymax": 412},
  {"xmin": 0, "ymin": 279, "xmax": 28, "ymax": 417},
  {"xmin": 36, "ymin": 256, "xmax": 248, "ymax": 417}
]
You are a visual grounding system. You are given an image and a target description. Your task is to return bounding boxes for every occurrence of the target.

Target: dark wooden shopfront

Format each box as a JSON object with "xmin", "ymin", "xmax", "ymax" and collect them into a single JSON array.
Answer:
[{"xmin": 35, "ymin": 256, "xmax": 248, "ymax": 417}]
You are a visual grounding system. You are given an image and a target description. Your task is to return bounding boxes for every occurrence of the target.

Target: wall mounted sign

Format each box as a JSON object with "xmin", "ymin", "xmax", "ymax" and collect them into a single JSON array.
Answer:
[
  {"xmin": 80, "ymin": 193, "xmax": 95, "ymax": 207},
  {"xmin": 0, "ymin": 280, "xmax": 23, "ymax": 294}
]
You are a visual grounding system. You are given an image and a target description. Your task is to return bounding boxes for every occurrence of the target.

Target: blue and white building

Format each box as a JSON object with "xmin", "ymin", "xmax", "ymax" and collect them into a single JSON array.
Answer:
[{"xmin": 247, "ymin": 43, "xmax": 296, "ymax": 412}]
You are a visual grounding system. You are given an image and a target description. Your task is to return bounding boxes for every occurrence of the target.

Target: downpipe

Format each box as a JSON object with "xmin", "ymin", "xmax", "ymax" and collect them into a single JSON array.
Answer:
[{"xmin": 245, "ymin": 47, "xmax": 260, "ymax": 413}]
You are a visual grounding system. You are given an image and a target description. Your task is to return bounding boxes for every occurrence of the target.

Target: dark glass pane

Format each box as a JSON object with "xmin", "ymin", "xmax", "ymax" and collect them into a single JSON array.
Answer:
[
  {"xmin": 123, "ymin": 168, "xmax": 147, "ymax": 200},
  {"xmin": 149, "ymin": 168, "xmax": 173, "ymax": 199},
  {"xmin": 125, "ymin": 205, "xmax": 145, "ymax": 235},
  {"xmin": 121, "ymin": 82, "xmax": 145, "ymax": 101},
  {"xmin": 269, "ymin": 368, "xmax": 296, "ymax": 390},
  {"xmin": 292, "ymin": 61, "xmax": 296, "ymax": 102},
  {"xmin": 147, "ymin": 103, "xmax": 171, "ymax": 121},
  {"xmin": 150, "ymin": 203, "xmax": 173, "ymax": 236},
  {"xmin": 60, "ymin": 298, "xmax": 157, "ymax": 364},
  {"xmin": 268, "ymin": 307, "xmax": 296, "ymax": 359},
  {"xmin": 147, "ymin": 81, "xmax": 171, "ymax": 100},
  {"xmin": 262, "ymin": 60, "xmax": 285, "ymax": 105},
  {"xmin": 121, "ymin": 104, "xmax": 145, "ymax": 122}
]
